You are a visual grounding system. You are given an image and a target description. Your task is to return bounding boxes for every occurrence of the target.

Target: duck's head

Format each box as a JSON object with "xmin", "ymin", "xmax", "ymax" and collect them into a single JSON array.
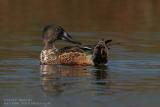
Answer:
[
  {"xmin": 92, "ymin": 39, "xmax": 112, "ymax": 65},
  {"xmin": 42, "ymin": 24, "xmax": 81, "ymax": 49}
]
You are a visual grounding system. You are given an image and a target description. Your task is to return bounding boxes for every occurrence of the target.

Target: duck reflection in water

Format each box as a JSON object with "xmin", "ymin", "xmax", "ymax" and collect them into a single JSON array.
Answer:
[
  {"xmin": 93, "ymin": 65, "xmax": 113, "ymax": 95},
  {"xmin": 40, "ymin": 65, "xmax": 113, "ymax": 96},
  {"xmin": 94, "ymin": 65, "xmax": 109, "ymax": 80},
  {"xmin": 40, "ymin": 65, "xmax": 91, "ymax": 96}
]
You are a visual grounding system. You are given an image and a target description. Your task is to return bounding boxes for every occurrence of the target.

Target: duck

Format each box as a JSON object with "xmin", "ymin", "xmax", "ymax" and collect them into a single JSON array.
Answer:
[{"xmin": 40, "ymin": 24, "xmax": 112, "ymax": 66}]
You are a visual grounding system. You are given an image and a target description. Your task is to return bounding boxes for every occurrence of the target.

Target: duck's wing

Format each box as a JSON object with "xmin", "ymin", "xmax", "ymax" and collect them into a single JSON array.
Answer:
[
  {"xmin": 77, "ymin": 45, "xmax": 93, "ymax": 50},
  {"xmin": 58, "ymin": 46, "xmax": 93, "ymax": 65},
  {"xmin": 59, "ymin": 45, "xmax": 95, "ymax": 54},
  {"xmin": 58, "ymin": 46, "xmax": 85, "ymax": 53}
]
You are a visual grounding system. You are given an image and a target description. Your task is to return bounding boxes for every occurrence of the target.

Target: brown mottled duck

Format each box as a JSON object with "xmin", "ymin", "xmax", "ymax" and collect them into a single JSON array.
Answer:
[{"xmin": 40, "ymin": 24, "xmax": 112, "ymax": 66}]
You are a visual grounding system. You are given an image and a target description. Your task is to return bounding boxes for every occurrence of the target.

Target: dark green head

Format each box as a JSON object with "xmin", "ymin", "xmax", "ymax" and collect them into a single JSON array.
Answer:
[{"xmin": 42, "ymin": 24, "xmax": 81, "ymax": 49}]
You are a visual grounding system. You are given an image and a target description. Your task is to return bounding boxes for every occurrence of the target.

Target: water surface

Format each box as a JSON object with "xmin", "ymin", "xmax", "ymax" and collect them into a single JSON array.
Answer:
[{"xmin": 0, "ymin": 1, "xmax": 160, "ymax": 107}]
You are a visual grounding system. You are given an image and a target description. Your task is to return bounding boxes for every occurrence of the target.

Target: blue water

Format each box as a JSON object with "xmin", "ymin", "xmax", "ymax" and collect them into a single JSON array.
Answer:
[{"xmin": 0, "ymin": 32, "xmax": 160, "ymax": 107}]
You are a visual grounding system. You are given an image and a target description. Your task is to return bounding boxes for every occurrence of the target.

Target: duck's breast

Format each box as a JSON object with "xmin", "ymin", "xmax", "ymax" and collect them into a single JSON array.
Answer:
[{"xmin": 40, "ymin": 49, "xmax": 58, "ymax": 65}]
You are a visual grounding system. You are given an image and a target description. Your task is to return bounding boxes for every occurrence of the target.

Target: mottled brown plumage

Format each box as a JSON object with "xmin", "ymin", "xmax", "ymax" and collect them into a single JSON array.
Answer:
[
  {"xmin": 40, "ymin": 47, "xmax": 93, "ymax": 65},
  {"xmin": 40, "ymin": 24, "xmax": 112, "ymax": 66},
  {"xmin": 59, "ymin": 51, "xmax": 93, "ymax": 65}
]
